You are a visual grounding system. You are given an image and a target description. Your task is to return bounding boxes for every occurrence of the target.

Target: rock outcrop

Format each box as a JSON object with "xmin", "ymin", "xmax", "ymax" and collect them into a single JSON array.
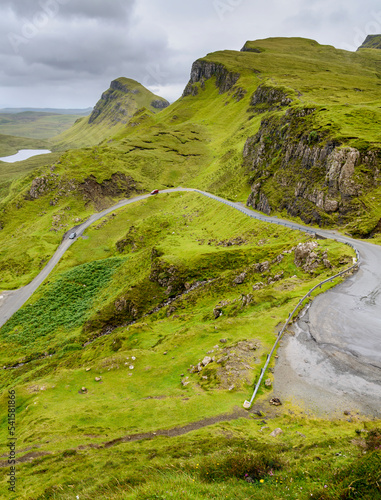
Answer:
[
  {"xmin": 183, "ymin": 60, "xmax": 240, "ymax": 97},
  {"xmin": 243, "ymin": 108, "xmax": 381, "ymax": 226},
  {"xmin": 28, "ymin": 175, "xmax": 58, "ymax": 199},
  {"xmin": 79, "ymin": 173, "xmax": 139, "ymax": 209},
  {"xmin": 151, "ymin": 99, "xmax": 170, "ymax": 109},
  {"xmin": 294, "ymin": 241, "xmax": 332, "ymax": 273},
  {"xmin": 249, "ymin": 84, "xmax": 293, "ymax": 112}
]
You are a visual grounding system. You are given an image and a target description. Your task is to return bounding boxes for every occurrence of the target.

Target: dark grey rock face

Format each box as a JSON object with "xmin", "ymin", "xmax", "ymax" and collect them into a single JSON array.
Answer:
[
  {"xmin": 183, "ymin": 60, "xmax": 240, "ymax": 97},
  {"xmin": 243, "ymin": 108, "xmax": 381, "ymax": 227},
  {"xmin": 151, "ymin": 99, "xmax": 170, "ymax": 109}
]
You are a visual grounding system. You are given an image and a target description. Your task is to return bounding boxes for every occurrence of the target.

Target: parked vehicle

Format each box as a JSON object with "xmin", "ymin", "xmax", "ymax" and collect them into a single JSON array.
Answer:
[
  {"xmin": 69, "ymin": 232, "xmax": 77, "ymax": 239},
  {"xmin": 150, "ymin": 189, "xmax": 159, "ymax": 195}
]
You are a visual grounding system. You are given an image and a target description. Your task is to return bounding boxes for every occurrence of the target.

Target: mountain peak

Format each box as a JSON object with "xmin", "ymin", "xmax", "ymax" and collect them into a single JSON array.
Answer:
[
  {"xmin": 88, "ymin": 77, "xmax": 169, "ymax": 125},
  {"xmin": 109, "ymin": 77, "xmax": 146, "ymax": 94}
]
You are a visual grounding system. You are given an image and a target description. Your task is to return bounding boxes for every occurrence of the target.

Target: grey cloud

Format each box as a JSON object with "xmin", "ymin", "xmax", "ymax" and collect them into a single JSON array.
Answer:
[
  {"xmin": 1, "ymin": 0, "xmax": 381, "ymax": 108},
  {"xmin": 2, "ymin": 0, "xmax": 135, "ymax": 22}
]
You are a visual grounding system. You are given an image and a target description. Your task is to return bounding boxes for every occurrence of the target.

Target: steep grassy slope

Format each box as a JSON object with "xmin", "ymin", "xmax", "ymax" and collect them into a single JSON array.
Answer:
[
  {"xmin": 1, "ymin": 38, "xmax": 380, "ymax": 499},
  {"xmin": 0, "ymin": 112, "xmax": 85, "ymax": 140},
  {"xmin": 0, "ymin": 191, "xmax": 365, "ymax": 499},
  {"xmin": 2, "ymin": 37, "xmax": 381, "ymax": 286},
  {"xmin": 52, "ymin": 78, "xmax": 169, "ymax": 149}
]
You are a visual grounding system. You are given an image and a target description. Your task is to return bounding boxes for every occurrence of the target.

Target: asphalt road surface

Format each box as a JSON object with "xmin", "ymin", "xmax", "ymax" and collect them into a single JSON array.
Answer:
[{"xmin": 0, "ymin": 188, "xmax": 380, "ymax": 416}]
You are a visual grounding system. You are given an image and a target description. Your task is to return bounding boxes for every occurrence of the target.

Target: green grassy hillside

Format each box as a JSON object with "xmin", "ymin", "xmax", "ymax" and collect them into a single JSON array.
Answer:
[
  {"xmin": 0, "ymin": 134, "xmax": 49, "ymax": 157},
  {"xmin": 1, "ymin": 190, "xmax": 374, "ymax": 500},
  {"xmin": 2, "ymin": 37, "xmax": 381, "ymax": 286},
  {"xmin": 0, "ymin": 37, "xmax": 381, "ymax": 499},
  {"xmin": 52, "ymin": 77, "xmax": 170, "ymax": 150}
]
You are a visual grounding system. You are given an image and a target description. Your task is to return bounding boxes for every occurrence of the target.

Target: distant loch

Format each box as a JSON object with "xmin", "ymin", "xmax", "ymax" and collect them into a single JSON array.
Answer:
[{"xmin": 0, "ymin": 149, "xmax": 51, "ymax": 163}]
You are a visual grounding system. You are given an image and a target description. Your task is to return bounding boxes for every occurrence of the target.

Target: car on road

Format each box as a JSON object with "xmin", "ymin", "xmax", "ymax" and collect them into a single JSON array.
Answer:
[
  {"xmin": 150, "ymin": 189, "xmax": 159, "ymax": 195},
  {"xmin": 69, "ymin": 232, "xmax": 77, "ymax": 239}
]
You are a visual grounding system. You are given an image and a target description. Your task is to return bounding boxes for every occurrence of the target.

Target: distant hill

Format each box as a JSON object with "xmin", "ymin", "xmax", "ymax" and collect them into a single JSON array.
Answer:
[
  {"xmin": 0, "ymin": 107, "xmax": 92, "ymax": 115},
  {"xmin": 52, "ymin": 77, "xmax": 169, "ymax": 149},
  {"xmin": 0, "ymin": 133, "xmax": 49, "ymax": 157},
  {"xmin": 0, "ymin": 111, "xmax": 90, "ymax": 140}
]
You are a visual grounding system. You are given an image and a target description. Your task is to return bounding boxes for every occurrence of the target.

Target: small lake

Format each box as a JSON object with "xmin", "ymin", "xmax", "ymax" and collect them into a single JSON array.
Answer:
[{"xmin": 0, "ymin": 149, "xmax": 52, "ymax": 163}]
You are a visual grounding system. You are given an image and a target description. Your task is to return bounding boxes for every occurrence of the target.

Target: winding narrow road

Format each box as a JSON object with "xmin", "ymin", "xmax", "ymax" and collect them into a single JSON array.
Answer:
[{"xmin": 0, "ymin": 188, "xmax": 380, "ymax": 416}]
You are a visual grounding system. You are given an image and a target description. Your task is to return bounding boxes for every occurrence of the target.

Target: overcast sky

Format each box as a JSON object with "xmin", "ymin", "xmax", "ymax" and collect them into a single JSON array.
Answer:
[{"xmin": 1, "ymin": 0, "xmax": 381, "ymax": 109}]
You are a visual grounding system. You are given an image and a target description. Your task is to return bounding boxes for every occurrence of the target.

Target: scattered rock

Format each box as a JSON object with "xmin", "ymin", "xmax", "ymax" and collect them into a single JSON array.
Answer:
[
  {"xmin": 252, "ymin": 282, "xmax": 264, "ymax": 291},
  {"xmin": 202, "ymin": 356, "xmax": 212, "ymax": 367},
  {"xmin": 296, "ymin": 431, "xmax": 306, "ymax": 438},
  {"xmin": 269, "ymin": 397, "xmax": 282, "ymax": 406},
  {"xmin": 255, "ymin": 261, "xmax": 269, "ymax": 273},
  {"xmin": 245, "ymin": 476, "xmax": 255, "ymax": 483},
  {"xmin": 241, "ymin": 294, "xmax": 253, "ymax": 306},
  {"xmin": 220, "ymin": 339, "xmax": 227, "ymax": 344},
  {"xmin": 213, "ymin": 308, "xmax": 222, "ymax": 319},
  {"xmin": 273, "ymin": 271, "xmax": 284, "ymax": 282},
  {"xmin": 167, "ymin": 305, "xmax": 177, "ymax": 317},
  {"xmin": 344, "ymin": 410, "xmax": 351, "ymax": 416},
  {"xmin": 79, "ymin": 387, "xmax": 88, "ymax": 394},
  {"xmin": 270, "ymin": 428, "xmax": 283, "ymax": 437},
  {"xmin": 85, "ymin": 368, "xmax": 91, "ymax": 372},
  {"xmin": 191, "ymin": 340, "xmax": 259, "ymax": 390},
  {"xmin": 234, "ymin": 272, "xmax": 247, "ymax": 284},
  {"xmin": 272, "ymin": 254, "xmax": 284, "ymax": 264},
  {"xmin": 95, "ymin": 377, "xmax": 102, "ymax": 382},
  {"xmin": 217, "ymin": 356, "xmax": 228, "ymax": 364},
  {"xmin": 217, "ymin": 236, "xmax": 247, "ymax": 247},
  {"xmin": 294, "ymin": 241, "xmax": 331, "ymax": 273},
  {"xmin": 265, "ymin": 378, "xmax": 272, "ymax": 387},
  {"xmin": 181, "ymin": 377, "xmax": 190, "ymax": 387}
]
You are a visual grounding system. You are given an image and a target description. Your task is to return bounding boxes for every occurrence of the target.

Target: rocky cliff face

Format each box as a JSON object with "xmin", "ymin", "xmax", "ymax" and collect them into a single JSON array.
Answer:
[
  {"xmin": 183, "ymin": 60, "xmax": 240, "ymax": 96},
  {"xmin": 249, "ymin": 84, "xmax": 293, "ymax": 112},
  {"xmin": 244, "ymin": 107, "xmax": 381, "ymax": 228}
]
